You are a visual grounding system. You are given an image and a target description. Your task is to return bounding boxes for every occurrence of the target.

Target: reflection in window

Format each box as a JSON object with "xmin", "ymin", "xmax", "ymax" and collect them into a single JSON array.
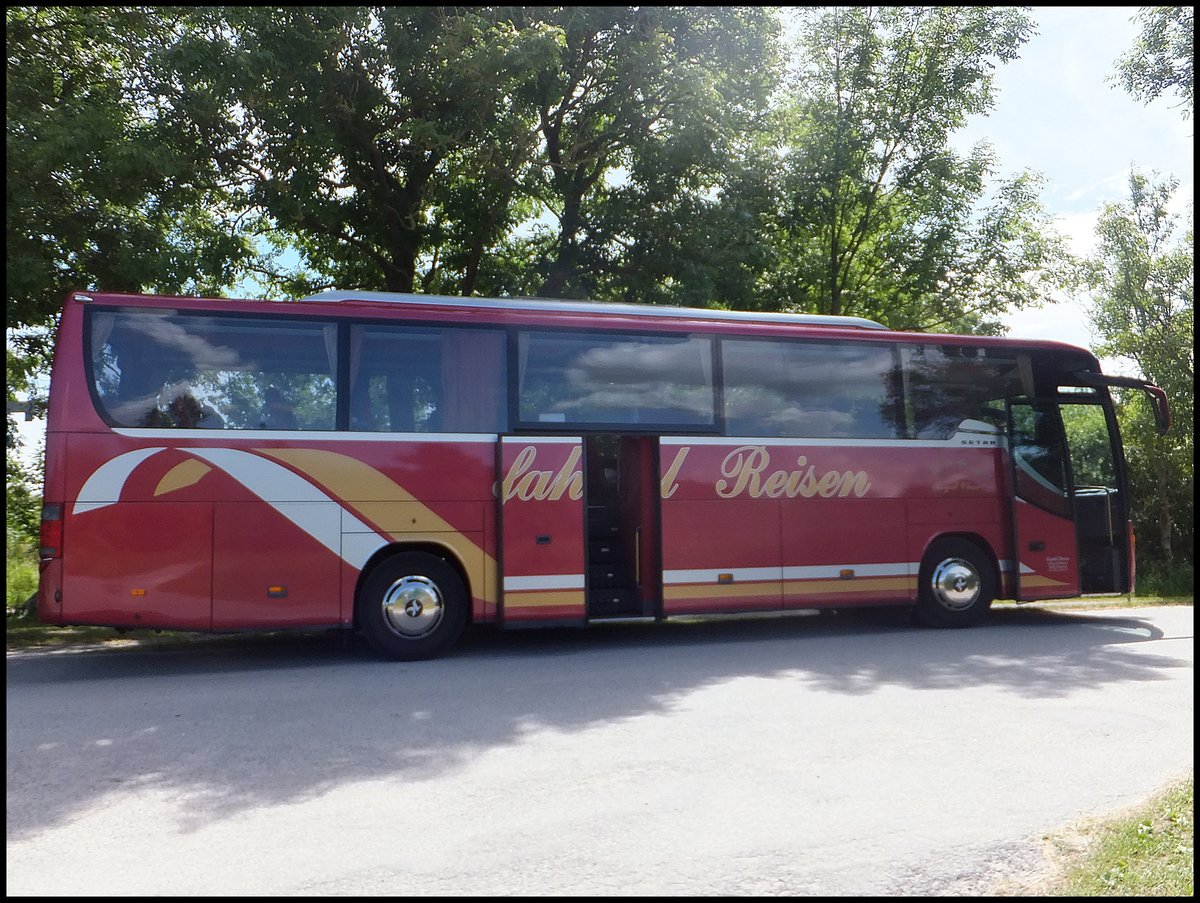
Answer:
[
  {"xmin": 89, "ymin": 310, "xmax": 336, "ymax": 430},
  {"xmin": 518, "ymin": 331, "xmax": 715, "ymax": 427},
  {"xmin": 902, "ymin": 345, "xmax": 1022, "ymax": 439},
  {"xmin": 349, "ymin": 325, "xmax": 506, "ymax": 433},
  {"xmin": 1010, "ymin": 402, "xmax": 1072, "ymax": 518},
  {"xmin": 722, "ymin": 339, "xmax": 902, "ymax": 438}
]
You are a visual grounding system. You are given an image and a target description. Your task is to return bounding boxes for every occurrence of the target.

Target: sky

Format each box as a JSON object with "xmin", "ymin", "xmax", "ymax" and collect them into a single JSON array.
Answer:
[
  {"xmin": 957, "ymin": 6, "xmax": 1193, "ymax": 353},
  {"xmin": 11, "ymin": 6, "xmax": 1194, "ymax": 457}
]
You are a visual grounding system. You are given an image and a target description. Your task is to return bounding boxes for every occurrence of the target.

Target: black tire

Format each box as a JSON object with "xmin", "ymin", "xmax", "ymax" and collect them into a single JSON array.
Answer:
[
  {"xmin": 357, "ymin": 552, "xmax": 468, "ymax": 660},
  {"xmin": 914, "ymin": 538, "xmax": 996, "ymax": 628}
]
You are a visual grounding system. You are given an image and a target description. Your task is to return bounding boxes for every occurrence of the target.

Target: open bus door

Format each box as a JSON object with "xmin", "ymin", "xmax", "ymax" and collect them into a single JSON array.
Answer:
[{"xmin": 1007, "ymin": 398, "xmax": 1132, "ymax": 600}]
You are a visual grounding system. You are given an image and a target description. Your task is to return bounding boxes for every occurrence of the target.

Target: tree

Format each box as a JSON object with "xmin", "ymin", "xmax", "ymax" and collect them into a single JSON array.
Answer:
[
  {"xmin": 590, "ymin": 141, "xmax": 783, "ymax": 310},
  {"xmin": 6, "ymin": 7, "xmax": 253, "ymax": 333},
  {"xmin": 1086, "ymin": 171, "xmax": 1193, "ymax": 571},
  {"xmin": 163, "ymin": 7, "xmax": 560, "ymax": 297},
  {"xmin": 513, "ymin": 6, "xmax": 781, "ymax": 300},
  {"xmin": 1114, "ymin": 6, "xmax": 1194, "ymax": 118},
  {"xmin": 766, "ymin": 6, "xmax": 1068, "ymax": 332}
]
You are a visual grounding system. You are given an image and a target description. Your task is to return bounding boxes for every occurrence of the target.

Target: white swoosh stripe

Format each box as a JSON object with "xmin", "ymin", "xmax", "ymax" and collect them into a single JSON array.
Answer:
[
  {"xmin": 184, "ymin": 447, "xmax": 385, "ymax": 565},
  {"xmin": 73, "ymin": 447, "xmax": 166, "ymax": 514},
  {"xmin": 663, "ymin": 567, "xmax": 780, "ymax": 584},
  {"xmin": 115, "ymin": 428, "xmax": 498, "ymax": 443},
  {"xmin": 664, "ymin": 562, "xmax": 919, "ymax": 584},
  {"xmin": 782, "ymin": 562, "xmax": 916, "ymax": 580}
]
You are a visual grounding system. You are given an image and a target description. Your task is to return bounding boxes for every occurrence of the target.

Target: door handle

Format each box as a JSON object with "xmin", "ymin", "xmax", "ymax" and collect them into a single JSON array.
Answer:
[{"xmin": 1028, "ymin": 541, "xmax": 1045, "ymax": 551}]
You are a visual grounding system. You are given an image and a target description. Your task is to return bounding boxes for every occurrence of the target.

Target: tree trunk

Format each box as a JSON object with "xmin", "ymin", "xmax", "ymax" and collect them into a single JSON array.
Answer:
[{"xmin": 541, "ymin": 190, "xmax": 583, "ymax": 298}]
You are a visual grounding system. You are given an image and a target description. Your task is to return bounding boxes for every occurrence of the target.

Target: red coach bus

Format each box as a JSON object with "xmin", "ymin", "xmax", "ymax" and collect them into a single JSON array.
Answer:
[{"xmin": 37, "ymin": 289, "xmax": 1170, "ymax": 659}]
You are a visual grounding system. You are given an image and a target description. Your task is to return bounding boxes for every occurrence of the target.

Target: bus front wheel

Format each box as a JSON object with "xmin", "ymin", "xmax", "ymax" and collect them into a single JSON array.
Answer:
[
  {"xmin": 915, "ymin": 538, "xmax": 995, "ymax": 628},
  {"xmin": 357, "ymin": 552, "xmax": 468, "ymax": 660}
]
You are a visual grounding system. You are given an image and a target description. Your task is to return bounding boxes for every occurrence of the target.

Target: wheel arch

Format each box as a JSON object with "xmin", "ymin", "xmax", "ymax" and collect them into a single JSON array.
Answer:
[
  {"xmin": 354, "ymin": 541, "xmax": 473, "ymax": 630},
  {"xmin": 917, "ymin": 531, "xmax": 1001, "ymax": 591}
]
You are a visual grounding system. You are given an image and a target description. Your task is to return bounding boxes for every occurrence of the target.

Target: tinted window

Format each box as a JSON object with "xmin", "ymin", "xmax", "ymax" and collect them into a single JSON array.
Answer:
[
  {"xmin": 902, "ymin": 345, "xmax": 1022, "ymax": 439},
  {"xmin": 722, "ymin": 339, "xmax": 903, "ymax": 438},
  {"xmin": 349, "ymin": 325, "xmax": 506, "ymax": 433},
  {"xmin": 518, "ymin": 331, "xmax": 715, "ymax": 428},
  {"xmin": 90, "ymin": 310, "xmax": 337, "ymax": 430},
  {"xmin": 1010, "ymin": 401, "xmax": 1072, "ymax": 518}
]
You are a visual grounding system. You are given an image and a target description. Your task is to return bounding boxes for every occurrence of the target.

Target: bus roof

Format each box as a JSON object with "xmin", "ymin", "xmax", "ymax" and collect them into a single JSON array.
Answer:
[
  {"xmin": 66, "ymin": 290, "xmax": 1100, "ymax": 366},
  {"xmin": 297, "ymin": 289, "xmax": 891, "ymax": 331}
]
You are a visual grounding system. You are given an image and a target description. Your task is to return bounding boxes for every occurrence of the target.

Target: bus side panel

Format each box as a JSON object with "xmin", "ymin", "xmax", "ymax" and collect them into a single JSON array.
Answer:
[
  {"xmin": 500, "ymin": 438, "xmax": 586, "ymax": 623},
  {"xmin": 660, "ymin": 442, "xmax": 782, "ymax": 613},
  {"xmin": 904, "ymin": 448, "xmax": 1010, "ymax": 597},
  {"xmin": 212, "ymin": 501, "xmax": 342, "ymax": 628},
  {"xmin": 1011, "ymin": 500, "xmax": 1082, "ymax": 599},
  {"xmin": 660, "ymin": 498, "xmax": 783, "ymax": 613},
  {"xmin": 258, "ymin": 440, "xmax": 498, "ymax": 628},
  {"xmin": 62, "ymin": 500, "xmax": 214, "ymax": 629},
  {"xmin": 60, "ymin": 435, "xmax": 215, "ymax": 628},
  {"xmin": 38, "ymin": 297, "xmax": 86, "ymax": 626},
  {"xmin": 340, "ymin": 505, "xmax": 492, "ymax": 627},
  {"xmin": 782, "ymin": 497, "xmax": 909, "ymax": 607},
  {"xmin": 662, "ymin": 441, "xmax": 1008, "ymax": 613},
  {"xmin": 37, "ymin": 426, "xmax": 69, "ymax": 625}
]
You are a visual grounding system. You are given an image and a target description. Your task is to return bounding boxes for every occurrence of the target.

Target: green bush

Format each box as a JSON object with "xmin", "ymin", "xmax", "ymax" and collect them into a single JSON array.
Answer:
[
  {"xmin": 6, "ymin": 528, "xmax": 39, "ymax": 612},
  {"xmin": 1136, "ymin": 560, "xmax": 1195, "ymax": 598}
]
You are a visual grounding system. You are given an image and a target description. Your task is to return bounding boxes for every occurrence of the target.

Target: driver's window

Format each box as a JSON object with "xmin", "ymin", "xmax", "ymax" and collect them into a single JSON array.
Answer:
[{"xmin": 1010, "ymin": 402, "xmax": 1071, "ymax": 518}]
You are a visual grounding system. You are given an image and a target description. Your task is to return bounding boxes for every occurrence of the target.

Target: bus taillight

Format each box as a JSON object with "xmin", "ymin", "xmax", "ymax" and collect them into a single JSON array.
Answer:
[{"xmin": 40, "ymin": 503, "xmax": 63, "ymax": 561}]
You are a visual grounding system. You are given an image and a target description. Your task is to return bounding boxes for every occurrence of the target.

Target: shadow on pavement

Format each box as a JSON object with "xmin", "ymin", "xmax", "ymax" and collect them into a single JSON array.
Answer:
[{"xmin": 6, "ymin": 604, "xmax": 1190, "ymax": 840}]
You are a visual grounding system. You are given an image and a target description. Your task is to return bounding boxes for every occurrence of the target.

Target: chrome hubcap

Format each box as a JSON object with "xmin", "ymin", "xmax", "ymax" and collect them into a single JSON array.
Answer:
[
  {"xmin": 380, "ymin": 576, "xmax": 444, "ymax": 638},
  {"xmin": 930, "ymin": 558, "xmax": 980, "ymax": 611}
]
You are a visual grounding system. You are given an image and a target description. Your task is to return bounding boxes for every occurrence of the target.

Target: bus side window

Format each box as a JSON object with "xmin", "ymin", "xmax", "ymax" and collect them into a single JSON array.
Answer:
[
  {"xmin": 901, "ymin": 345, "xmax": 1022, "ymax": 439},
  {"xmin": 516, "ymin": 331, "xmax": 714, "ymax": 429},
  {"xmin": 722, "ymin": 338, "xmax": 902, "ymax": 439},
  {"xmin": 260, "ymin": 386, "xmax": 297, "ymax": 430},
  {"xmin": 87, "ymin": 310, "xmax": 337, "ymax": 430},
  {"xmin": 350, "ymin": 325, "xmax": 506, "ymax": 433}
]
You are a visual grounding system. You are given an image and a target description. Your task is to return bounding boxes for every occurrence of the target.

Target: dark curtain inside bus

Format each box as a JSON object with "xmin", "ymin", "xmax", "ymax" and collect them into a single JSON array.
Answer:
[
  {"xmin": 348, "ymin": 324, "xmax": 506, "ymax": 433},
  {"xmin": 442, "ymin": 330, "xmax": 505, "ymax": 432}
]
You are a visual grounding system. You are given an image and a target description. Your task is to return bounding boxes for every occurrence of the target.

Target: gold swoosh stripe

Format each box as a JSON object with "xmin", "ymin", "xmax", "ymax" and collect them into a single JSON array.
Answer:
[
  {"xmin": 259, "ymin": 448, "xmax": 497, "ymax": 604},
  {"xmin": 154, "ymin": 459, "xmax": 212, "ymax": 496},
  {"xmin": 666, "ymin": 576, "xmax": 916, "ymax": 601}
]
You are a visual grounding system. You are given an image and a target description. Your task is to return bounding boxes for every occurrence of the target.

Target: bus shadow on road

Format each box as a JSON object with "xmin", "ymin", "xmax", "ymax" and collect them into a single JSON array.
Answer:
[{"xmin": 6, "ymin": 604, "xmax": 1189, "ymax": 840}]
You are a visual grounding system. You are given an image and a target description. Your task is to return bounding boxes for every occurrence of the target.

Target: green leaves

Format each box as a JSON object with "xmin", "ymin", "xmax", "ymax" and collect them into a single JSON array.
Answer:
[
  {"xmin": 766, "ymin": 6, "xmax": 1059, "ymax": 330},
  {"xmin": 6, "ymin": 7, "xmax": 255, "ymax": 328},
  {"xmin": 1086, "ymin": 171, "xmax": 1193, "ymax": 567},
  {"xmin": 8, "ymin": 6, "xmax": 1069, "ymax": 325},
  {"xmin": 1114, "ymin": 6, "xmax": 1194, "ymax": 118}
]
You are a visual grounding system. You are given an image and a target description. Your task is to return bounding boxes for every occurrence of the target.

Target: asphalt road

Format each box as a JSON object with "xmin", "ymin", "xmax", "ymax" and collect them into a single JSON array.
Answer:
[{"xmin": 6, "ymin": 604, "xmax": 1194, "ymax": 896}]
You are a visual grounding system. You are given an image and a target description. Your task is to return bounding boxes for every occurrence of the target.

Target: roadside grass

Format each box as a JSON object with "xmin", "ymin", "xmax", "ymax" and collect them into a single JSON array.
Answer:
[
  {"xmin": 6, "ymin": 530, "xmax": 39, "ymax": 611},
  {"xmin": 5, "ymin": 605, "xmax": 161, "ymax": 649},
  {"xmin": 1016, "ymin": 777, "xmax": 1194, "ymax": 896},
  {"xmin": 994, "ymin": 594, "xmax": 1193, "ymax": 611}
]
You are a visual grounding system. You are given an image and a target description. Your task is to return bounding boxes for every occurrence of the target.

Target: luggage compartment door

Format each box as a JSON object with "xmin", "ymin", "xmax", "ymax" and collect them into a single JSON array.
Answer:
[{"xmin": 499, "ymin": 437, "xmax": 586, "ymax": 624}]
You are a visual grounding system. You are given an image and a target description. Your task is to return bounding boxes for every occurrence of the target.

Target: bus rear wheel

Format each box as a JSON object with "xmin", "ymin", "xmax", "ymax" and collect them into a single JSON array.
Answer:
[
  {"xmin": 915, "ymin": 538, "xmax": 995, "ymax": 628},
  {"xmin": 357, "ymin": 551, "xmax": 468, "ymax": 660}
]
